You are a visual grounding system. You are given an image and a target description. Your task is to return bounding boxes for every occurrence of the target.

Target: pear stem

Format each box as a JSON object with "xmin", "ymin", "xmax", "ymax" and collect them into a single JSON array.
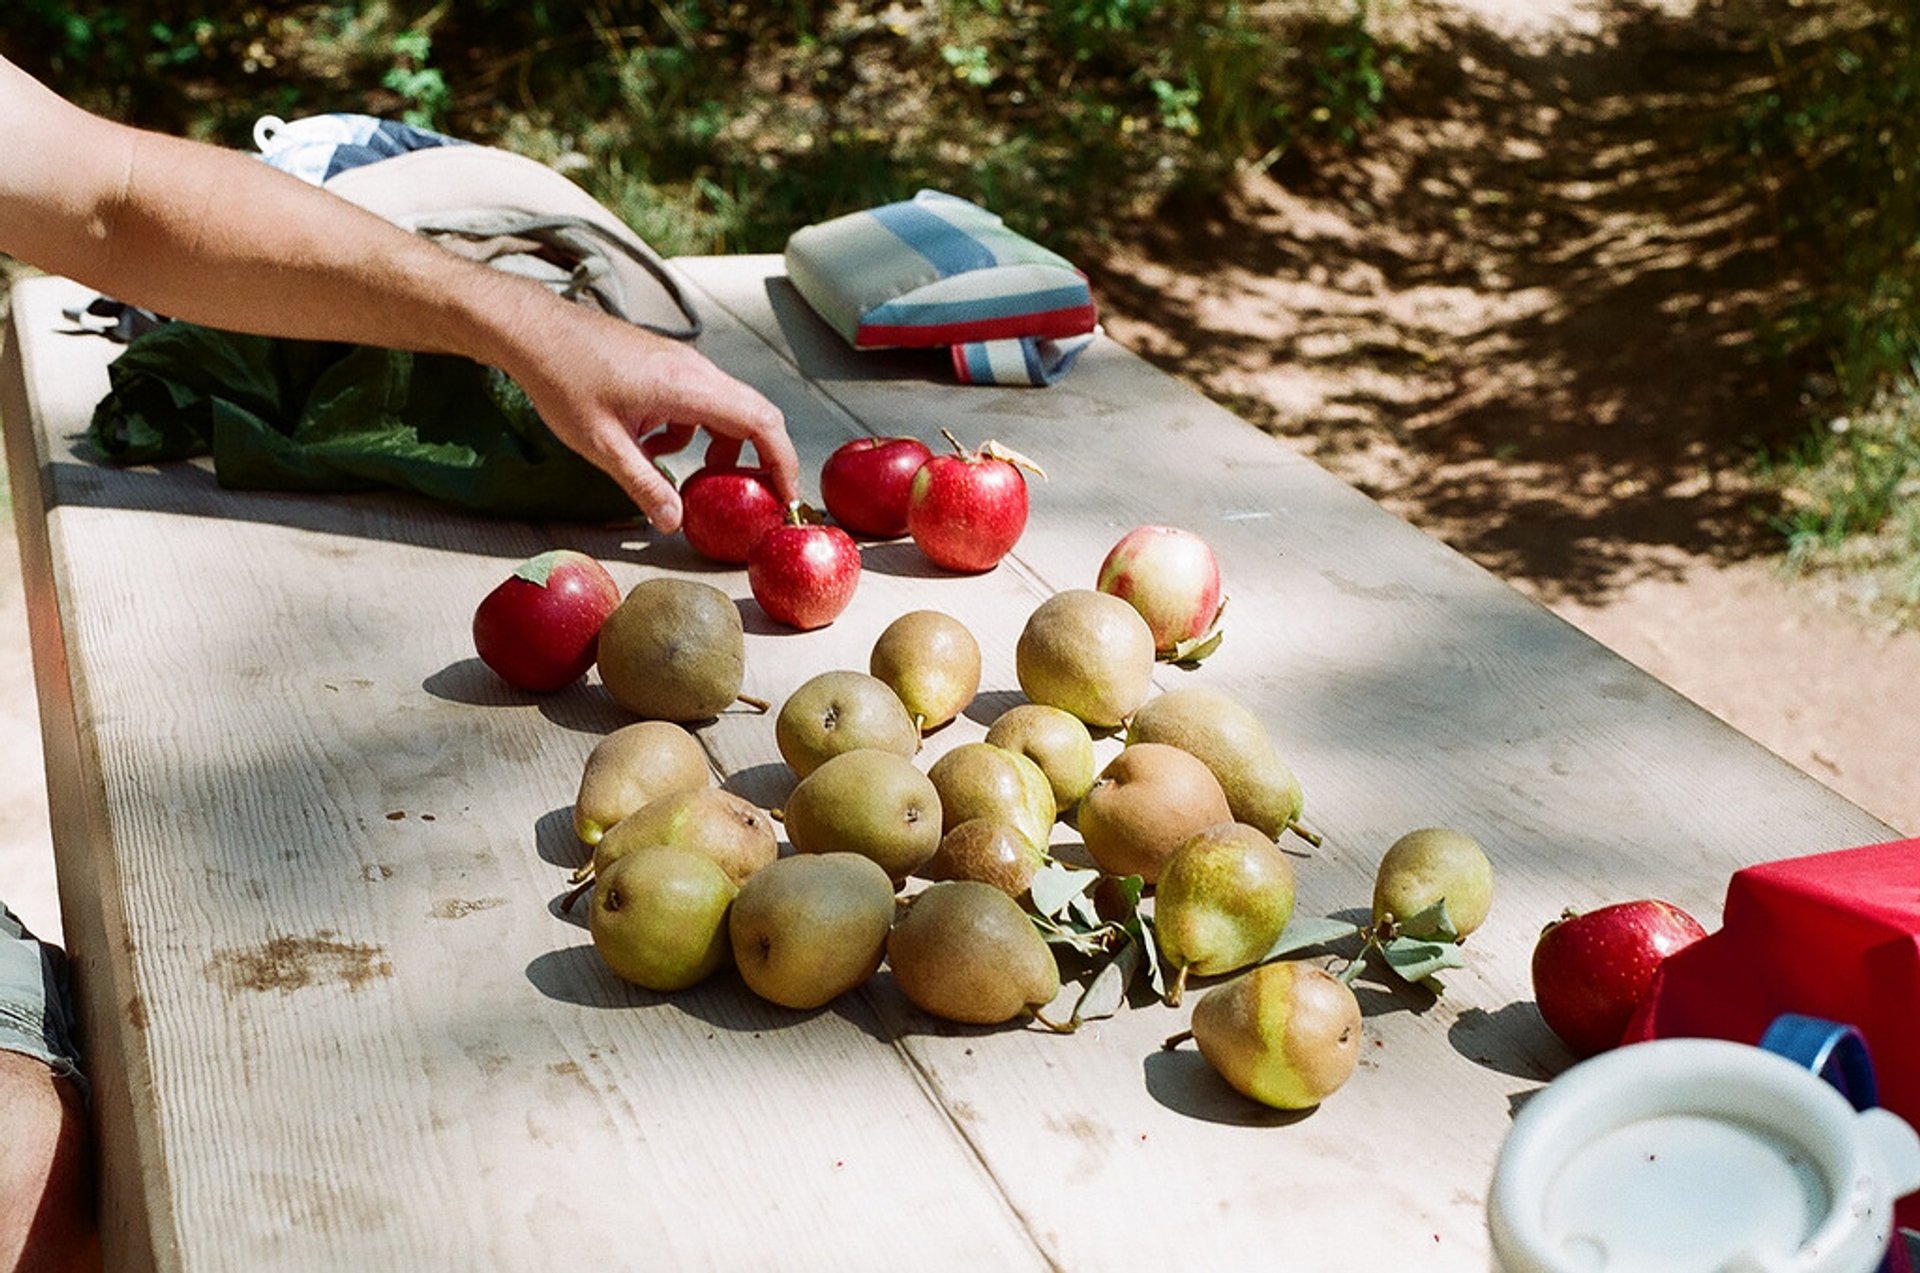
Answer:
[
  {"xmin": 1165, "ymin": 964, "xmax": 1190, "ymax": 1008},
  {"xmin": 566, "ymin": 861, "xmax": 594, "ymax": 886},
  {"xmin": 560, "ymin": 875, "xmax": 595, "ymax": 913},
  {"xmin": 1029, "ymin": 1008, "xmax": 1078, "ymax": 1035},
  {"xmin": 736, "ymin": 693, "xmax": 771, "ymax": 713},
  {"xmin": 1163, "ymin": 1029, "xmax": 1195, "ymax": 1052},
  {"xmin": 1287, "ymin": 817, "xmax": 1323, "ymax": 848}
]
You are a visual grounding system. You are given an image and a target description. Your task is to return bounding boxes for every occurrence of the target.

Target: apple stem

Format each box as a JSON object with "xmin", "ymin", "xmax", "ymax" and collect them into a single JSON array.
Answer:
[
  {"xmin": 1028, "ymin": 1007, "xmax": 1078, "ymax": 1035},
  {"xmin": 1163, "ymin": 1029, "xmax": 1195, "ymax": 1052},
  {"xmin": 1287, "ymin": 818, "xmax": 1323, "ymax": 848},
  {"xmin": 1165, "ymin": 964, "xmax": 1190, "ymax": 1008},
  {"xmin": 560, "ymin": 875, "xmax": 595, "ymax": 914},
  {"xmin": 939, "ymin": 427, "xmax": 968, "ymax": 458},
  {"xmin": 736, "ymin": 693, "xmax": 771, "ymax": 713}
]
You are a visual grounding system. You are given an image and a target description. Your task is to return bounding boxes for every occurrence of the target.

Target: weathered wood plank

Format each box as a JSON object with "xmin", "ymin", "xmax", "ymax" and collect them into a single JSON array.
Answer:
[{"xmin": 2, "ymin": 276, "xmax": 1049, "ymax": 1272}]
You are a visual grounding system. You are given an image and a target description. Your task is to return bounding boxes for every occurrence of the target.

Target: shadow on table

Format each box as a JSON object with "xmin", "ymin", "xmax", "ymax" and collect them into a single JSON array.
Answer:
[
  {"xmin": 1141, "ymin": 1047, "xmax": 1317, "ymax": 1127},
  {"xmin": 761, "ymin": 277, "xmax": 952, "ymax": 388},
  {"xmin": 422, "ymin": 658, "xmax": 630, "ymax": 737},
  {"xmin": 1448, "ymin": 1001, "xmax": 1571, "ymax": 1087}
]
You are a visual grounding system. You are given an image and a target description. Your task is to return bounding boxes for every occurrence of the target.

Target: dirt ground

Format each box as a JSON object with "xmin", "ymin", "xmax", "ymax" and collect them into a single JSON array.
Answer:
[{"xmin": 3, "ymin": 0, "xmax": 1917, "ymax": 946}]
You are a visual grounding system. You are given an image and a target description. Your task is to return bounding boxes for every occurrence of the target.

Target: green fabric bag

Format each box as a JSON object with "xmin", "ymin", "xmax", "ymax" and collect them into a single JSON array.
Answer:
[{"xmin": 88, "ymin": 320, "xmax": 638, "ymax": 521}]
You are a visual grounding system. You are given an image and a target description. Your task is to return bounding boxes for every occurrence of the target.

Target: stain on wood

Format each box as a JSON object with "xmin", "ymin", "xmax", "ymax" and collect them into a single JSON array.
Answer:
[{"xmin": 206, "ymin": 932, "xmax": 392, "ymax": 995}]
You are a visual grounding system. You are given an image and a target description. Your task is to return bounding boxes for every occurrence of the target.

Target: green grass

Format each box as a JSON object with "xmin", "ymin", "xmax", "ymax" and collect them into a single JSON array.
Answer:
[{"xmin": 1765, "ymin": 381, "xmax": 1920, "ymax": 625}]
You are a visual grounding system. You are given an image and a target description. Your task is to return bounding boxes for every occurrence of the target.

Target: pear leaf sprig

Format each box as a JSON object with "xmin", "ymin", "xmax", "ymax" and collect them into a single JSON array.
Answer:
[{"xmin": 1024, "ymin": 863, "xmax": 1163, "ymax": 1029}]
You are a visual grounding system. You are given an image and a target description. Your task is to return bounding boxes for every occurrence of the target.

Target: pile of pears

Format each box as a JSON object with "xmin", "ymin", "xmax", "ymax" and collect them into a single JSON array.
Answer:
[{"xmin": 554, "ymin": 574, "xmax": 1498, "ymax": 1115}]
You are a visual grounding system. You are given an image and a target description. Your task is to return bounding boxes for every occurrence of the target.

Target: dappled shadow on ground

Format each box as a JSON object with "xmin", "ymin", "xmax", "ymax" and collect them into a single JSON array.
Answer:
[{"xmin": 1085, "ymin": 0, "xmax": 1816, "ymax": 604}]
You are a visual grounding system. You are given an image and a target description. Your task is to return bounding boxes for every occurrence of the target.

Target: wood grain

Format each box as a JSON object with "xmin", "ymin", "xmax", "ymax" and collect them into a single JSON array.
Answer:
[{"xmin": 3, "ymin": 263, "xmax": 1894, "ymax": 1271}]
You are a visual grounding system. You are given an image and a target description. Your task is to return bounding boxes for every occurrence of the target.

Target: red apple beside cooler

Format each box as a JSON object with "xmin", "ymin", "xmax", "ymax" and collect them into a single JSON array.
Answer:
[{"xmin": 1623, "ymin": 837, "xmax": 1920, "ymax": 1233}]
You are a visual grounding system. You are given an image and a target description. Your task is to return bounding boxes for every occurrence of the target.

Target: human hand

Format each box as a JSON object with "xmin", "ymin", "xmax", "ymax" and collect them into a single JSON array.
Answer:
[{"xmin": 503, "ymin": 302, "xmax": 798, "ymax": 533}]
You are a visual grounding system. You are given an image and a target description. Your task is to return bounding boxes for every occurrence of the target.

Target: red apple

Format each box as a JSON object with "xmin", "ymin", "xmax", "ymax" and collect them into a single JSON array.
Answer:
[
  {"xmin": 906, "ymin": 434, "xmax": 1042, "ymax": 573},
  {"xmin": 472, "ymin": 549, "xmax": 621, "ymax": 692},
  {"xmin": 820, "ymin": 436, "xmax": 935, "ymax": 538},
  {"xmin": 680, "ymin": 465, "xmax": 786, "ymax": 564},
  {"xmin": 1095, "ymin": 525, "xmax": 1225, "ymax": 656},
  {"xmin": 748, "ymin": 516, "xmax": 862, "ymax": 630},
  {"xmin": 1531, "ymin": 900, "xmax": 1708, "ymax": 1058}
]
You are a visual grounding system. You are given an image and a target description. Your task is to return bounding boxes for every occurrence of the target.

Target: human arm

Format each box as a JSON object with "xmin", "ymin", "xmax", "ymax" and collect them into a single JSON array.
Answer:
[{"xmin": 0, "ymin": 56, "xmax": 796, "ymax": 530}]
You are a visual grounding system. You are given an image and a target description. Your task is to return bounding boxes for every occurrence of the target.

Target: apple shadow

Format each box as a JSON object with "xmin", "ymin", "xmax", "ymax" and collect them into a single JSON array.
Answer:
[
  {"xmin": 421, "ymin": 659, "xmax": 627, "ymax": 735},
  {"xmin": 856, "ymin": 539, "xmax": 963, "ymax": 580},
  {"xmin": 1447, "ymin": 1001, "xmax": 1574, "ymax": 1083},
  {"xmin": 1142, "ymin": 1046, "xmax": 1317, "ymax": 1127}
]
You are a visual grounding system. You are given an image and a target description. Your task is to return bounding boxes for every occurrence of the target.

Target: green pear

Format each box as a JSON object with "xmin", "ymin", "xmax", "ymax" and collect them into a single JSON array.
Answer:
[
  {"xmin": 783, "ymin": 749, "xmax": 943, "ymax": 884},
  {"xmin": 1015, "ymin": 589, "xmax": 1156, "ymax": 729},
  {"xmin": 925, "ymin": 742, "xmax": 1056, "ymax": 853},
  {"xmin": 775, "ymin": 670, "xmax": 918, "ymax": 779},
  {"xmin": 596, "ymin": 577, "xmax": 744, "ymax": 722},
  {"xmin": 588, "ymin": 846, "xmax": 737, "ymax": 992},
  {"xmin": 887, "ymin": 881, "xmax": 1061, "ymax": 1026},
  {"xmin": 590, "ymin": 787, "xmax": 776, "ymax": 887},
  {"xmin": 1182, "ymin": 961, "xmax": 1362, "ymax": 1110},
  {"xmin": 924, "ymin": 819, "xmax": 1046, "ymax": 899},
  {"xmin": 573, "ymin": 720, "xmax": 713, "ymax": 845},
  {"xmin": 1154, "ymin": 823, "xmax": 1297, "ymax": 1005},
  {"xmin": 1371, "ymin": 827, "xmax": 1493, "ymax": 941},
  {"xmin": 729, "ymin": 853, "xmax": 897, "ymax": 1010},
  {"xmin": 1126, "ymin": 688, "xmax": 1305, "ymax": 840},
  {"xmin": 984, "ymin": 704, "xmax": 1097, "ymax": 815},
  {"xmin": 1076, "ymin": 742, "xmax": 1231, "ymax": 884},
  {"xmin": 869, "ymin": 610, "xmax": 981, "ymax": 735}
]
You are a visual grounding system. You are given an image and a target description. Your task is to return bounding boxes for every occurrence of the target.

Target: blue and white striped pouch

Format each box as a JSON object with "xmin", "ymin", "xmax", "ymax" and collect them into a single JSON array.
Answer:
[{"xmin": 784, "ymin": 190, "xmax": 1099, "ymax": 386}]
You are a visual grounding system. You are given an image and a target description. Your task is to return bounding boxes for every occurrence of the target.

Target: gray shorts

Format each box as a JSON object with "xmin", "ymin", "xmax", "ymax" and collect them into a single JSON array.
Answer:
[{"xmin": 0, "ymin": 901, "xmax": 85, "ymax": 1094}]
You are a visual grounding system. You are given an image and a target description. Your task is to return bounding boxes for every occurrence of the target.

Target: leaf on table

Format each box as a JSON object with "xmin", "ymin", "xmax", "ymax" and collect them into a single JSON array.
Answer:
[
  {"xmin": 1133, "ymin": 914, "xmax": 1167, "ymax": 999},
  {"xmin": 1029, "ymin": 863, "xmax": 1101, "ymax": 920},
  {"xmin": 1397, "ymin": 898, "xmax": 1459, "ymax": 943},
  {"xmin": 1166, "ymin": 627, "xmax": 1225, "ymax": 667},
  {"xmin": 1072, "ymin": 937, "xmax": 1142, "ymax": 1026},
  {"xmin": 1256, "ymin": 915, "xmax": 1361, "ymax": 964},
  {"xmin": 1378, "ymin": 934, "xmax": 1466, "ymax": 986}
]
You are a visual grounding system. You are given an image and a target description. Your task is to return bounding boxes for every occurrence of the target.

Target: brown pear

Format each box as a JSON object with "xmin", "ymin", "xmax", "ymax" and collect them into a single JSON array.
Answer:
[
  {"xmin": 924, "ymin": 819, "xmax": 1046, "ymax": 899},
  {"xmin": 1076, "ymin": 742, "xmax": 1231, "ymax": 883},
  {"xmin": 887, "ymin": 881, "xmax": 1060, "ymax": 1025},
  {"xmin": 596, "ymin": 577, "xmax": 744, "ymax": 722},
  {"xmin": 573, "ymin": 721, "xmax": 712, "ymax": 845},
  {"xmin": 925, "ymin": 742, "xmax": 1056, "ymax": 853}
]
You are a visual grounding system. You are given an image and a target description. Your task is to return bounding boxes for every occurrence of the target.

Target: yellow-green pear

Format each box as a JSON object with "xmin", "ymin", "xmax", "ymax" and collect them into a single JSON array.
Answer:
[
  {"xmin": 1154, "ymin": 823, "xmax": 1297, "ymax": 1005},
  {"xmin": 1015, "ymin": 590, "xmax": 1156, "ymax": 729},
  {"xmin": 1371, "ymin": 827, "xmax": 1493, "ymax": 941},
  {"xmin": 590, "ymin": 787, "xmax": 776, "ymax": 887},
  {"xmin": 1127, "ymin": 688, "xmax": 1305, "ymax": 840},
  {"xmin": 775, "ymin": 670, "xmax": 918, "ymax": 778},
  {"xmin": 588, "ymin": 847, "xmax": 737, "ymax": 992},
  {"xmin": 573, "ymin": 720, "xmax": 712, "ymax": 845},
  {"xmin": 926, "ymin": 742, "xmax": 1056, "ymax": 853},
  {"xmin": 870, "ymin": 610, "xmax": 981, "ymax": 735},
  {"xmin": 984, "ymin": 704, "xmax": 1097, "ymax": 815},
  {"xmin": 1181, "ymin": 961, "xmax": 1362, "ymax": 1110},
  {"xmin": 783, "ymin": 749, "xmax": 942, "ymax": 884},
  {"xmin": 729, "ymin": 853, "xmax": 897, "ymax": 1010}
]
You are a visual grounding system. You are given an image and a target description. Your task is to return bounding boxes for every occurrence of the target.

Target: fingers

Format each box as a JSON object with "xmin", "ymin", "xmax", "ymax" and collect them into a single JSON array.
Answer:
[
  {"xmin": 649, "ymin": 356, "xmax": 800, "ymax": 504},
  {"xmin": 594, "ymin": 428, "xmax": 686, "ymax": 533}
]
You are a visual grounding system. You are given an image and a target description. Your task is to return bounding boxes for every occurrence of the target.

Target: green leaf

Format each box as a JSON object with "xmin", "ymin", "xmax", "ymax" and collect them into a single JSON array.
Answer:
[
  {"xmin": 1029, "ymin": 864, "xmax": 1100, "ymax": 920},
  {"xmin": 1396, "ymin": 898, "xmax": 1459, "ymax": 943},
  {"xmin": 1378, "ymin": 934, "xmax": 1466, "ymax": 986},
  {"xmin": 1072, "ymin": 938, "xmax": 1141, "ymax": 1026},
  {"xmin": 512, "ymin": 549, "xmax": 572, "ymax": 586},
  {"xmin": 1255, "ymin": 915, "xmax": 1360, "ymax": 964},
  {"xmin": 1166, "ymin": 627, "xmax": 1225, "ymax": 667},
  {"xmin": 1066, "ymin": 891, "xmax": 1103, "ymax": 931}
]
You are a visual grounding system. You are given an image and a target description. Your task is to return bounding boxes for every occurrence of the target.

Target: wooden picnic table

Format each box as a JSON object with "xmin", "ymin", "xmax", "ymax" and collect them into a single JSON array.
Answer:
[{"xmin": 1, "ymin": 258, "xmax": 1897, "ymax": 1271}]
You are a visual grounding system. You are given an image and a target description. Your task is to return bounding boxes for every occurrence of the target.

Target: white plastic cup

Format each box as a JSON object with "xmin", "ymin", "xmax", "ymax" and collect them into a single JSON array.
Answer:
[{"xmin": 1488, "ymin": 1037, "xmax": 1920, "ymax": 1273}]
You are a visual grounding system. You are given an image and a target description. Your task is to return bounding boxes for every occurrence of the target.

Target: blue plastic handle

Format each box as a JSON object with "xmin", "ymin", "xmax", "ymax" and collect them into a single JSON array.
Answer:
[{"xmin": 1759, "ymin": 1015, "xmax": 1909, "ymax": 1273}]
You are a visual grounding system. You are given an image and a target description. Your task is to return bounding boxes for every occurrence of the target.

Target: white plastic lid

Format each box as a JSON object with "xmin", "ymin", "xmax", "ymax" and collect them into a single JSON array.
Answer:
[{"xmin": 1488, "ymin": 1039, "xmax": 1917, "ymax": 1273}]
